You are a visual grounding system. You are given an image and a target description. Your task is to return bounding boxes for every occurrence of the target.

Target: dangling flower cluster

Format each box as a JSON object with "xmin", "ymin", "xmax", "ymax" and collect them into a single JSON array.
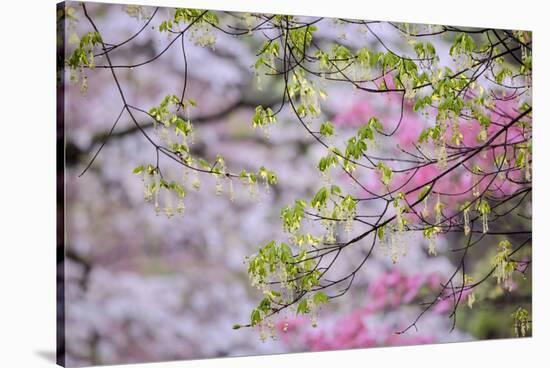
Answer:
[
  {"xmin": 281, "ymin": 199, "xmax": 307, "ymax": 244},
  {"xmin": 515, "ymin": 31, "xmax": 532, "ymax": 88},
  {"xmin": 240, "ymin": 170, "xmax": 259, "ymax": 199},
  {"xmin": 79, "ymin": 74, "xmax": 88, "ymax": 94},
  {"xmin": 429, "ymin": 68, "xmax": 443, "ymax": 89},
  {"xmin": 387, "ymin": 227, "xmax": 407, "ymax": 263},
  {"xmin": 492, "ymin": 240, "xmax": 516, "ymax": 288},
  {"xmin": 288, "ymin": 69, "xmax": 323, "ymax": 119},
  {"xmin": 353, "ymin": 47, "xmax": 372, "ymax": 81},
  {"xmin": 258, "ymin": 166, "xmax": 278, "ymax": 194},
  {"xmin": 435, "ymin": 137, "xmax": 448, "ymax": 168},
  {"xmin": 244, "ymin": 235, "xmax": 327, "ymax": 339},
  {"xmin": 141, "ymin": 167, "xmax": 155, "ymax": 202},
  {"xmin": 450, "ymin": 116, "xmax": 463, "ymax": 146},
  {"xmin": 418, "ymin": 185, "xmax": 431, "ymax": 218},
  {"xmin": 377, "ymin": 225, "xmax": 404, "ymax": 264},
  {"xmin": 471, "ymin": 168, "xmax": 482, "ymax": 197},
  {"xmin": 460, "ymin": 201, "xmax": 471, "ymax": 236},
  {"xmin": 524, "ymin": 154, "xmax": 531, "ymax": 182},
  {"xmin": 238, "ymin": 166, "xmax": 277, "ymax": 202},
  {"xmin": 512, "ymin": 307, "xmax": 530, "ymax": 337},
  {"xmin": 133, "ymin": 164, "xmax": 186, "ymax": 218},
  {"xmin": 212, "ymin": 155, "xmax": 227, "ymax": 196},
  {"xmin": 215, "ymin": 178, "xmax": 223, "ymax": 196},
  {"xmin": 176, "ymin": 195, "xmax": 185, "ymax": 215},
  {"xmin": 310, "ymin": 186, "xmax": 337, "ymax": 243},
  {"xmin": 320, "ymin": 207, "xmax": 337, "ymax": 243},
  {"xmin": 476, "ymin": 198, "xmax": 491, "ymax": 234},
  {"xmin": 228, "ymin": 179, "xmax": 235, "ymax": 202},
  {"xmin": 189, "ymin": 24, "xmax": 216, "ymax": 48},
  {"xmin": 159, "ymin": 9, "xmax": 219, "ymax": 48},
  {"xmin": 124, "ymin": 5, "xmax": 150, "ymax": 20},
  {"xmin": 256, "ymin": 316, "xmax": 278, "ymax": 342},
  {"xmin": 341, "ymin": 194, "xmax": 357, "ymax": 237},
  {"xmin": 66, "ymin": 31, "xmax": 103, "ymax": 93},
  {"xmin": 422, "ymin": 195, "xmax": 430, "ymax": 217},
  {"xmin": 252, "ymin": 105, "xmax": 277, "ymax": 139},
  {"xmin": 434, "ymin": 194, "xmax": 445, "ymax": 225},
  {"xmin": 400, "ymin": 73, "xmax": 416, "ymax": 99},
  {"xmin": 191, "ymin": 171, "xmax": 201, "ymax": 190},
  {"xmin": 423, "ymin": 226, "xmax": 441, "ymax": 256}
]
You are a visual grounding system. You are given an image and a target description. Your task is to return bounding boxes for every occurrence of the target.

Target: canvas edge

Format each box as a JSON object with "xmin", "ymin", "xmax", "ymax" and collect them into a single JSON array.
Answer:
[{"xmin": 56, "ymin": 1, "xmax": 67, "ymax": 367}]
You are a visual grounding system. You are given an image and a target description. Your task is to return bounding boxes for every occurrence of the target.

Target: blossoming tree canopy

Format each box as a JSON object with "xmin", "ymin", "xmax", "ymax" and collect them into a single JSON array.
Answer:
[{"xmin": 66, "ymin": 3, "xmax": 532, "ymax": 341}]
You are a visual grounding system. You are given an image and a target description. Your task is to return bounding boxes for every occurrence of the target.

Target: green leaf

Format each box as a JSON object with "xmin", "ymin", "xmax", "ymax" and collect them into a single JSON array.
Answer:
[
  {"xmin": 358, "ymin": 125, "xmax": 374, "ymax": 141},
  {"xmin": 198, "ymin": 158, "xmax": 211, "ymax": 170},
  {"xmin": 450, "ymin": 33, "xmax": 476, "ymax": 56},
  {"xmin": 159, "ymin": 178, "xmax": 169, "ymax": 189},
  {"xmin": 252, "ymin": 105, "xmax": 276, "ymax": 128},
  {"xmin": 368, "ymin": 117, "xmax": 383, "ymax": 132},
  {"xmin": 320, "ymin": 121, "xmax": 334, "ymax": 137},
  {"xmin": 297, "ymin": 299, "xmax": 308, "ymax": 314},
  {"xmin": 377, "ymin": 225, "xmax": 386, "ymax": 241},
  {"xmin": 313, "ymin": 291, "xmax": 329, "ymax": 306},
  {"xmin": 171, "ymin": 182, "xmax": 186, "ymax": 198},
  {"xmin": 311, "ymin": 187, "xmax": 329, "ymax": 210},
  {"xmin": 250, "ymin": 309, "xmax": 262, "ymax": 326},
  {"xmin": 418, "ymin": 185, "xmax": 431, "ymax": 201},
  {"xmin": 258, "ymin": 297, "xmax": 272, "ymax": 313},
  {"xmin": 132, "ymin": 165, "xmax": 144, "ymax": 175},
  {"xmin": 330, "ymin": 185, "xmax": 342, "ymax": 195},
  {"xmin": 377, "ymin": 162, "xmax": 393, "ymax": 186}
]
